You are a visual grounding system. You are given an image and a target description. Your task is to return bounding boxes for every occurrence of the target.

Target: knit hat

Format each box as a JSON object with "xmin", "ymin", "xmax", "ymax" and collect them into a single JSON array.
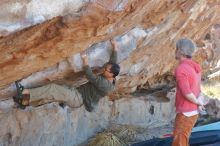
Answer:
[{"xmin": 176, "ymin": 38, "xmax": 197, "ymax": 57}]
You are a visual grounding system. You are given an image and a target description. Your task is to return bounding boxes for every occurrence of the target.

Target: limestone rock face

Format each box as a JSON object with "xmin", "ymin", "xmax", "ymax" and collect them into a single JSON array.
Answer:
[
  {"xmin": 1, "ymin": 0, "xmax": 220, "ymax": 145},
  {"xmin": 0, "ymin": 0, "xmax": 220, "ymax": 99},
  {"xmin": 0, "ymin": 94, "xmax": 175, "ymax": 146},
  {"xmin": 207, "ymin": 24, "xmax": 220, "ymax": 81}
]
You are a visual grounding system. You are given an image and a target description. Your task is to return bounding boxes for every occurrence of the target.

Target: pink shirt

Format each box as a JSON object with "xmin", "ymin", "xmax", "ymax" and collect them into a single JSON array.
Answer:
[{"xmin": 175, "ymin": 58, "xmax": 201, "ymax": 113}]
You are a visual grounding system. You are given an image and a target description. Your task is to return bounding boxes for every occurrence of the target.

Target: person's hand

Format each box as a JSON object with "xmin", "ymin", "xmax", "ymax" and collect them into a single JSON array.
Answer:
[
  {"xmin": 198, "ymin": 105, "xmax": 207, "ymax": 115},
  {"xmin": 199, "ymin": 105, "xmax": 206, "ymax": 110},
  {"xmin": 196, "ymin": 98, "xmax": 204, "ymax": 106},
  {"xmin": 110, "ymin": 39, "xmax": 118, "ymax": 51},
  {"xmin": 80, "ymin": 52, "xmax": 89, "ymax": 66}
]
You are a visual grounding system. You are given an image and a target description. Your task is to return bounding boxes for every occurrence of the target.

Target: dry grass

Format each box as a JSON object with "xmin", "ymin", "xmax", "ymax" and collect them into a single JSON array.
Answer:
[
  {"xmin": 201, "ymin": 82, "xmax": 220, "ymax": 99},
  {"xmin": 88, "ymin": 124, "xmax": 145, "ymax": 146},
  {"xmin": 88, "ymin": 132, "xmax": 126, "ymax": 146},
  {"xmin": 111, "ymin": 124, "xmax": 145, "ymax": 143}
]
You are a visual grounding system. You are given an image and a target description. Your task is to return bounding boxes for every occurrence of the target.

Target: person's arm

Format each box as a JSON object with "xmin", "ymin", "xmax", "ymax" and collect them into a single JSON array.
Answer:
[
  {"xmin": 80, "ymin": 52, "xmax": 114, "ymax": 93},
  {"xmin": 83, "ymin": 65, "xmax": 113, "ymax": 93},
  {"xmin": 185, "ymin": 93, "xmax": 203, "ymax": 105},
  {"xmin": 80, "ymin": 52, "xmax": 110, "ymax": 88},
  {"xmin": 81, "ymin": 52, "xmax": 99, "ymax": 83},
  {"xmin": 109, "ymin": 40, "xmax": 118, "ymax": 63}
]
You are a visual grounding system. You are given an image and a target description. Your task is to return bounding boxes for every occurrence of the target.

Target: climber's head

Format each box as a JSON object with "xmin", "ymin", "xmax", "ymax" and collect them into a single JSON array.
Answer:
[{"xmin": 103, "ymin": 62, "xmax": 120, "ymax": 84}]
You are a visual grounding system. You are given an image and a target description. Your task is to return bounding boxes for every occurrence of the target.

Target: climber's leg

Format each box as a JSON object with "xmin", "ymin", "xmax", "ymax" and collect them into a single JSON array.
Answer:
[{"xmin": 29, "ymin": 83, "xmax": 83, "ymax": 108}]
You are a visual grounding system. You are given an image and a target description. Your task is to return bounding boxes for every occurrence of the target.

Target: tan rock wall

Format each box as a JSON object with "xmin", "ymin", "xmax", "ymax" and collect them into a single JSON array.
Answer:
[{"xmin": 0, "ymin": 0, "xmax": 220, "ymax": 99}]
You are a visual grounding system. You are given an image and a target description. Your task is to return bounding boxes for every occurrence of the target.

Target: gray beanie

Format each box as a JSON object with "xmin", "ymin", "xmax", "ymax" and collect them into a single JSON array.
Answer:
[{"xmin": 176, "ymin": 38, "xmax": 197, "ymax": 57}]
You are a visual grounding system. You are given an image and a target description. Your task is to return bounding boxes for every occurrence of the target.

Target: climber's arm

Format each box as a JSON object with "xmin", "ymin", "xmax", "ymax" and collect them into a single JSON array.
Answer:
[{"xmin": 109, "ymin": 40, "xmax": 118, "ymax": 63}]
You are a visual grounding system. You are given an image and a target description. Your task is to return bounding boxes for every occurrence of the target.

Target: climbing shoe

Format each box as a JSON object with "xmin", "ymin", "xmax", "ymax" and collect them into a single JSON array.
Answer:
[{"xmin": 13, "ymin": 81, "xmax": 30, "ymax": 109}]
